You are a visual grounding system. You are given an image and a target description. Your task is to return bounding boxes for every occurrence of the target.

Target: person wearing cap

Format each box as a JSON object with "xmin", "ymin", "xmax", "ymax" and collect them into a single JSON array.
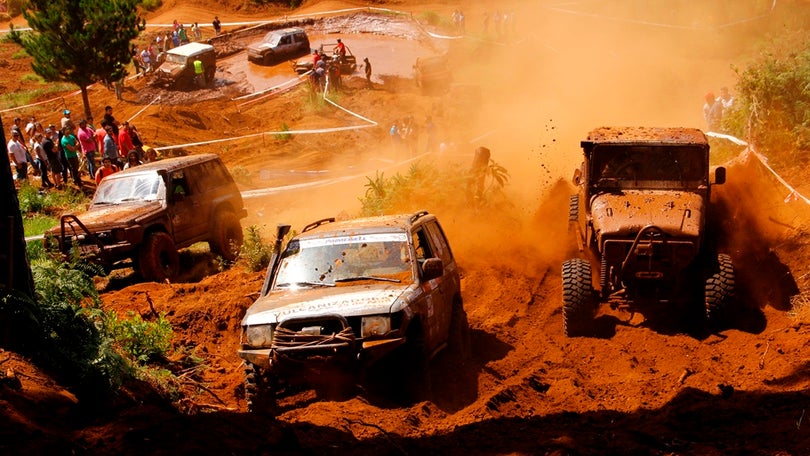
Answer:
[
  {"xmin": 7, "ymin": 129, "xmax": 29, "ymax": 181},
  {"xmin": 61, "ymin": 109, "xmax": 75, "ymax": 131}
]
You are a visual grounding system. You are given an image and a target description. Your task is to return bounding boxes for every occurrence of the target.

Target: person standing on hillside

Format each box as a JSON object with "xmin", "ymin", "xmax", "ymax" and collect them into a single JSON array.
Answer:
[
  {"xmin": 703, "ymin": 92, "xmax": 722, "ymax": 132},
  {"xmin": 213, "ymin": 16, "xmax": 222, "ymax": 36},
  {"xmin": 42, "ymin": 128, "xmax": 63, "ymax": 189},
  {"xmin": 103, "ymin": 125, "xmax": 122, "ymax": 169},
  {"xmin": 118, "ymin": 121, "xmax": 135, "ymax": 157},
  {"xmin": 192, "ymin": 22, "xmax": 202, "ymax": 41},
  {"xmin": 77, "ymin": 118, "xmax": 98, "ymax": 179},
  {"xmin": 363, "ymin": 57, "xmax": 372, "ymax": 88},
  {"xmin": 8, "ymin": 129, "xmax": 29, "ymax": 182},
  {"xmin": 60, "ymin": 125, "xmax": 82, "ymax": 188},
  {"xmin": 103, "ymin": 105, "xmax": 120, "ymax": 138},
  {"xmin": 32, "ymin": 132, "xmax": 53, "ymax": 189}
]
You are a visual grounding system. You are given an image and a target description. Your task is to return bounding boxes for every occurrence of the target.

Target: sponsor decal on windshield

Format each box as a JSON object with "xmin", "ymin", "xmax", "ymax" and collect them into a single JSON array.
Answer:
[{"xmin": 301, "ymin": 233, "xmax": 407, "ymax": 248}]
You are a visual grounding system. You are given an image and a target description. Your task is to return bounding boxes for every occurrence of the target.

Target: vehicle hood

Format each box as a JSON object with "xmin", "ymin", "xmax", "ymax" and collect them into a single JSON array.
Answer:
[
  {"xmin": 46, "ymin": 201, "xmax": 163, "ymax": 233},
  {"xmin": 591, "ymin": 190, "xmax": 704, "ymax": 238},
  {"xmin": 242, "ymin": 283, "xmax": 413, "ymax": 326},
  {"xmin": 248, "ymin": 42, "xmax": 274, "ymax": 53}
]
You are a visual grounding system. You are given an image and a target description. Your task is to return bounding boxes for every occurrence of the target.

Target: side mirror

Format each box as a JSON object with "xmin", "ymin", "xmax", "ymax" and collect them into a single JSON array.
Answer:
[
  {"xmin": 421, "ymin": 257, "xmax": 443, "ymax": 281},
  {"xmin": 714, "ymin": 166, "xmax": 726, "ymax": 185},
  {"xmin": 572, "ymin": 168, "xmax": 583, "ymax": 186}
]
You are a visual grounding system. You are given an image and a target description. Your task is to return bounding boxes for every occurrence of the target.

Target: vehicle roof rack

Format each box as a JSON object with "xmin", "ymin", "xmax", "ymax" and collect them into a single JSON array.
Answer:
[
  {"xmin": 302, "ymin": 217, "xmax": 336, "ymax": 233},
  {"xmin": 410, "ymin": 210, "xmax": 429, "ymax": 223}
]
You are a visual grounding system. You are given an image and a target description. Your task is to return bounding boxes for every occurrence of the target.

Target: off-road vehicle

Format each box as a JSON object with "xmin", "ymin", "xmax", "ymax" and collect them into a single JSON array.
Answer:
[
  {"xmin": 237, "ymin": 210, "xmax": 466, "ymax": 413},
  {"xmin": 247, "ymin": 27, "xmax": 310, "ymax": 66},
  {"xmin": 414, "ymin": 55, "xmax": 452, "ymax": 94},
  {"xmin": 154, "ymin": 42, "xmax": 216, "ymax": 89},
  {"xmin": 44, "ymin": 154, "xmax": 246, "ymax": 282},
  {"xmin": 292, "ymin": 42, "xmax": 357, "ymax": 75},
  {"xmin": 563, "ymin": 126, "xmax": 734, "ymax": 336}
]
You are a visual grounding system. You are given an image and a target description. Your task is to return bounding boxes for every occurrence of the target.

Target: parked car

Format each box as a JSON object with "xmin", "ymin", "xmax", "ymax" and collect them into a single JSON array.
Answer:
[
  {"xmin": 154, "ymin": 42, "xmax": 216, "ymax": 89},
  {"xmin": 44, "ymin": 154, "xmax": 247, "ymax": 282},
  {"xmin": 247, "ymin": 27, "xmax": 310, "ymax": 66},
  {"xmin": 238, "ymin": 210, "xmax": 467, "ymax": 413}
]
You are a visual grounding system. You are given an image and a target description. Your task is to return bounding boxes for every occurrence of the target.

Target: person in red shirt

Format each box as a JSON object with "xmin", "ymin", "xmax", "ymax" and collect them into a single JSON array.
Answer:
[
  {"xmin": 94, "ymin": 157, "xmax": 118, "ymax": 184},
  {"xmin": 118, "ymin": 121, "xmax": 135, "ymax": 157},
  {"xmin": 333, "ymin": 38, "xmax": 346, "ymax": 64}
]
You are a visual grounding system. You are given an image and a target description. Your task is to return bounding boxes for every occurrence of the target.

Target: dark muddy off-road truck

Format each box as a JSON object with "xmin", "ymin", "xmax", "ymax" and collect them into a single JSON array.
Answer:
[
  {"xmin": 562, "ymin": 126, "xmax": 734, "ymax": 336},
  {"xmin": 44, "ymin": 154, "xmax": 246, "ymax": 283}
]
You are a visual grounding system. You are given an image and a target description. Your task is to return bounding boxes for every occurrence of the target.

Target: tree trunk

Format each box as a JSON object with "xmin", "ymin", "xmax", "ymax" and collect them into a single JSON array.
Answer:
[
  {"xmin": 0, "ymin": 116, "xmax": 37, "ymax": 344},
  {"xmin": 80, "ymin": 85, "xmax": 91, "ymax": 119}
]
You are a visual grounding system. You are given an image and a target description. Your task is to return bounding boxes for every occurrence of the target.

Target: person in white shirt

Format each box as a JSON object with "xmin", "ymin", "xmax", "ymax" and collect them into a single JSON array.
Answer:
[{"xmin": 8, "ymin": 129, "xmax": 29, "ymax": 181}]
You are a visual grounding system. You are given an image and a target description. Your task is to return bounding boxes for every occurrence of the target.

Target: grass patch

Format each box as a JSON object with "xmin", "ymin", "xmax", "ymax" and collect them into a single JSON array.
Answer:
[
  {"xmin": 20, "ymin": 73, "xmax": 44, "ymax": 83},
  {"xmin": 24, "ymin": 213, "xmax": 59, "ymax": 237},
  {"xmin": 0, "ymin": 82, "xmax": 77, "ymax": 110},
  {"xmin": 11, "ymin": 48, "xmax": 28, "ymax": 59}
]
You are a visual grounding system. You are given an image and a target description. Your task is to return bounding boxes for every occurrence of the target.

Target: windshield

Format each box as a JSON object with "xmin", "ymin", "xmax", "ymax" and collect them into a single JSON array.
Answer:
[
  {"xmin": 92, "ymin": 171, "xmax": 165, "ymax": 205},
  {"xmin": 274, "ymin": 233, "xmax": 414, "ymax": 289},
  {"xmin": 592, "ymin": 145, "xmax": 707, "ymax": 188},
  {"xmin": 262, "ymin": 32, "xmax": 281, "ymax": 46},
  {"xmin": 165, "ymin": 53, "xmax": 187, "ymax": 65}
]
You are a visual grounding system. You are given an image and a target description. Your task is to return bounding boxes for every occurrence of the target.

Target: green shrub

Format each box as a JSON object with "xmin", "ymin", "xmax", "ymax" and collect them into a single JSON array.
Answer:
[
  {"xmin": 230, "ymin": 165, "xmax": 252, "ymax": 186},
  {"xmin": 140, "ymin": 0, "xmax": 162, "ymax": 12},
  {"xmin": 108, "ymin": 311, "xmax": 173, "ymax": 364},
  {"xmin": 725, "ymin": 38, "xmax": 810, "ymax": 161},
  {"xmin": 241, "ymin": 225, "xmax": 272, "ymax": 272},
  {"xmin": 275, "ymin": 122, "xmax": 292, "ymax": 141},
  {"xmin": 359, "ymin": 160, "xmax": 510, "ymax": 216}
]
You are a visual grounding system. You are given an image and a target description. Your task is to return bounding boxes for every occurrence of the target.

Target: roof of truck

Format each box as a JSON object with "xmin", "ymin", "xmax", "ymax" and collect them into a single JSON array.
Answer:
[
  {"xmin": 166, "ymin": 42, "xmax": 214, "ymax": 58},
  {"xmin": 582, "ymin": 127, "xmax": 708, "ymax": 146}
]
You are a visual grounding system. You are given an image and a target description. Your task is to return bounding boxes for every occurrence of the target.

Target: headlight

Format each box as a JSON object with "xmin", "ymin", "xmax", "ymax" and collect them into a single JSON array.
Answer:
[
  {"xmin": 245, "ymin": 324, "xmax": 274, "ymax": 347},
  {"xmin": 361, "ymin": 316, "xmax": 391, "ymax": 338}
]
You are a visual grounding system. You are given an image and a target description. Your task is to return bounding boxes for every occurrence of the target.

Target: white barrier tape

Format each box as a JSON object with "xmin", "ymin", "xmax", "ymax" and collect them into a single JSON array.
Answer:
[
  {"xmin": 232, "ymin": 71, "xmax": 309, "ymax": 103},
  {"xmin": 241, "ymin": 149, "xmax": 431, "ymax": 199},
  {"xmin": 153, "ymin": 124, "xmax": 376, "ymax": 151},
  {"xmin": 127, "ymin": 95, "xmax": 160, "ymax": 123},
  {"xmin": 708, "ymin": 131, "xmax": 810, "ymax": 206}
]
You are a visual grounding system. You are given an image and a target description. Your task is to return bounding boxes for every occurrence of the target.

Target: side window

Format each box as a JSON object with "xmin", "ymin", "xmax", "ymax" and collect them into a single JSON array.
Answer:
[
  {"xmin": 413, "ymin": 227, "xmax": 435, "ymax": 264},
  {"xmin": 280, "ymin": 35, "xmax": 291, "ymax": 45},
  {"xmin": 426, "ymin": 221, "xmax": 452, "ymax": 264},
  {"xmin": 171, "ymin": 170, "xmax": 190, "ymax": 196}
]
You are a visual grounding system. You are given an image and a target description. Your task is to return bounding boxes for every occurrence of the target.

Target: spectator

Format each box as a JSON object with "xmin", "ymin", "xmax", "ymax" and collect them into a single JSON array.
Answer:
[
  {"xmin": 42, "ymin": 128, "xmax": 63, "ymax": 189},
  {"xmin": 32, "ymin": 132, "xmax": 53, "ymax": 189},
  {"xmin": 77, "ymin": 118, "xmax": 98, "ymax": 178},
  {"xmin": 703, "ymin": 92, "xmax": 723, "ymax": 132},
  {"xmin": 8, "ymin": 129, "xmax": 29, "ymax": 181},
  {"xmin": 95, "ymin": 157, "xmax": 119, "ymax": 184},
  {"xmin": 103, "ymin": 105, "xmax": 119, "ymax": 137},
  {"xmin": 60, "ymin": 124, "xmax": 83, "ymax": 187},
  {"xmin": 192, "ymin": 22, "xmax": 202, "ymax": 41},
  {"xmin": 118, "ymin": 121, "xmax": 135, "ymax": 157},
  {"xmin": 213, "ymin": 16, "xmax": 221, "ymax": 36},
  {"xmin": 363, "ymin": 57, "xmax": 372, "ymax": 88},
  {"xmin": 123, "ymin": 150, "xmax": 142, "ymax": 169},
  {"xmin": 60, "ymin": 109, "xmax": 74, "ymax": 130},
  {"xmin": 103, "ymin": 125, "xmax": 122, "ymax": 169}
]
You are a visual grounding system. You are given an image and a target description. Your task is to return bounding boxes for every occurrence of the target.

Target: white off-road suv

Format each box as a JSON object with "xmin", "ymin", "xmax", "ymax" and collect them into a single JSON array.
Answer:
[{"xmin": 238, "ymin": 210, "xmax": 466, "ymax": 413}]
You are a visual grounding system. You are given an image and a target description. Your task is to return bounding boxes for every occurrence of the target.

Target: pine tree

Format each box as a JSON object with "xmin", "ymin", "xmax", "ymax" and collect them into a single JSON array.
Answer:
[{"xmin": 10, "ymin": 0, "xmax": 145, "ymax": 118}]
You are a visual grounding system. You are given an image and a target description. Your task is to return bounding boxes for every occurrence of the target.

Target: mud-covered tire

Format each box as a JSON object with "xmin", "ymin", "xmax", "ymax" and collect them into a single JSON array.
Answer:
[
  {"xmin": 705, "ymin": 253, "xmax": 735, "ymax": 330},
  {"xmin": 562, "ymin": 258, "xmax": 596, "ymax": 337},
  {"xmin": 138, "ymin": 232, "xmax": 179, "ymax": 283},
  {"xmin": 209, "ymin": 210, "xmax": 243, "ymax": 262},
  {"xmin": 568, "ymin": 194, "xmax": 579, "ymax": 223},
  {"xmin": 449, "ymin": 296, "xmax": 471, "ymax": 360},
  {"xmin": 401, "ymin": 325, "xmax": 432, "ymax": 403},
  {"xmin": 244, "ymin": 362, "xmax": 276, "ymax": 415}
]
